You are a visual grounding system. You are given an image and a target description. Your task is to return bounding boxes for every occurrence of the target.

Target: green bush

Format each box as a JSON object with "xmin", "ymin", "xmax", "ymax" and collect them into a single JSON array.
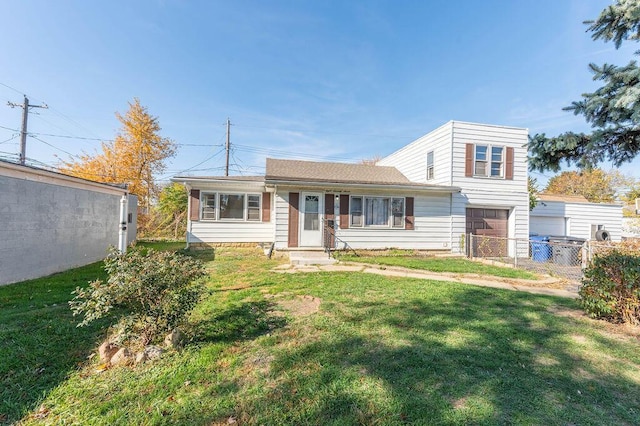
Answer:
[
  {"xmin": 579, "ymin": 250, "xmax": 640, "ymax": 324},
  {"xmin": 70, "ymin": 247, "xmax": 207, "ymax": 346}
]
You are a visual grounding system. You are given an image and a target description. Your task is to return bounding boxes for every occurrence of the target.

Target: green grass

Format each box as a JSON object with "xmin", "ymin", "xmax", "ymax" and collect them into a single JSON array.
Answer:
[
  {"xmin": 336, "ymin": 252, "xmax": 539, "ymax": 280},
  {"xmin": 2, "ymin": 247, "xmax": 640, "ymax": 425}
]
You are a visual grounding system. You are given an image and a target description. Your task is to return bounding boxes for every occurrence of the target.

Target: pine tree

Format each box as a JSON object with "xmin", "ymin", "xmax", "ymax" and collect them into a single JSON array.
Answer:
[{"xmin": 528, "ymin": 0, "xmax": 640, "ymax": 172}]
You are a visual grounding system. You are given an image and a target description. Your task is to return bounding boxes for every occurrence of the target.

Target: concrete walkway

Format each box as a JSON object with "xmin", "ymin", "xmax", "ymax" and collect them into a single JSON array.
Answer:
[{"xmin": 272, "ymin": 261, "xmax": 579, "ymax": 299}]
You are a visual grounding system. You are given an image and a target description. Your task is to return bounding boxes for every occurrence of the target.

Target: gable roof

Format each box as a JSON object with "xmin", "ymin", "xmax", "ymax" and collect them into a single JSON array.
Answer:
[
  {"xmin": 173, "ymin": 158, "xmax": 460, "ymax": 194},
  {"xmin": 265, "ymin": 158, "xmax": 411, "ymax": 185}
]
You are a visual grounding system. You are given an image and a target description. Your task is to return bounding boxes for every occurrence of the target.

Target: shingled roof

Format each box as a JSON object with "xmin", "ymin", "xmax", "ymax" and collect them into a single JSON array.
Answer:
[
  {"xmin": 538, "ymin": 193, "xmax": 590, "ymax": 203},
  {"xmin": 265, "ymin": 158, "xmax": 411, "ymax": 185}
]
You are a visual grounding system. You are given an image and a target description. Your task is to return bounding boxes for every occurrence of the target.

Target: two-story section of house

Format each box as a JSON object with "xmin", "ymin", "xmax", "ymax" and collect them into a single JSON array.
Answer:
[
  {"xmin": 173, "ymin": 120, "xmax": 529, "ymax": 255},
  {"xmin": 377, "ymin": 121, "xmax": 529, "ymax": 254}
]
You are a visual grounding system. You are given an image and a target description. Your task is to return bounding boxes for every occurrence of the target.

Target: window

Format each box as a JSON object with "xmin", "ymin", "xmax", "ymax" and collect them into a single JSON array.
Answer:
[
  {"xmin": 350, "ymin": 196, "xmax": 363, "ymax": 227},
  {"xmin": 247, "ymin": 194, "xmax": 261, "ymax": 221},
  {"xmin": 392, "ymin": 198, "xmax": 405, "ymax": 228},
  {"xmin": 219, "ymin": 194, "xmax": 244, "ymax": 219},
  {"xmin": 201, "ymin": 192, "xmax": 261, "ymax": 221},
  {"xmin": 366, "ymin": 197, "xmax": 390, "ymax": 226},
  {"xmin": 474, "ymin": 145, "xmax": 488, "ymax": 176},
  {"xmin": 202, "ymin": 194, "xmax": 216, "ymax": 220},
  {"xmin": 474, "ymin": 144, "xmax": 504, "ymax": 178},
  {"xmin": 491, "ymin": 146, "xmax": 503, "ymax": 177},
  {"xmin": 426, "ymin": 151, "xmax": 434, "ymax": 180},
  {"xmin": 350, "ymin": 196, "xmax": 405, "ymax": 228}
]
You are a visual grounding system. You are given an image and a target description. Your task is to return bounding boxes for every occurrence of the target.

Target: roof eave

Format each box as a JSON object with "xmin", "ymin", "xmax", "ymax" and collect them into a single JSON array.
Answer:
[{"xmin": 265, "ymin": 178, "xmax": 460, "ymax": 193}]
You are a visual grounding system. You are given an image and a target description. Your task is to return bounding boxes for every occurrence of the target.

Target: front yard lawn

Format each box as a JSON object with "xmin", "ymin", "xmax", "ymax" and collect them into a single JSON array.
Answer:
[
  {"xmin": 336, "ymin": 251, "xmax": 538, "ymax": 280},
  {"xmin": 2, "ymin": 245, "xmax": 639, "ymax": 424}
]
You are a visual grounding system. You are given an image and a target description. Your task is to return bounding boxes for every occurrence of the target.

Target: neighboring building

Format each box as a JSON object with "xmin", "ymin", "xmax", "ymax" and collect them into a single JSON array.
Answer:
[
  {"xmin": 530, "ymin": 193, "xmax": 623, "ymax": 241},
  {"xmin": 173, "ymin": 121, "xmax": 530, "ymax": 254},
  {"xmin": 0, "ymin": 160, "xmax": 137, "ymax": 286}
]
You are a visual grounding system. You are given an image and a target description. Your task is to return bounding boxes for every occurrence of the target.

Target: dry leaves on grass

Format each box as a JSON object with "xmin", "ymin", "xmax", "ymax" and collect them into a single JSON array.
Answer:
[{"xmin": 263, "ymin": 294, "xmax": 321, "ymax": 317}]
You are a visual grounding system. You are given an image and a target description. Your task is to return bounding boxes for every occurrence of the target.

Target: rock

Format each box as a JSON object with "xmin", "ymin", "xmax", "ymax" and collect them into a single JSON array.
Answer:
[
  {"xmin": 98, "ymin": 341, "xmax": 120, "ymax": 363},
  {"xmin": 164, "ymin": 328, "xmax": 184, "ymax": 348},
  {"xmin": 135, "ymin": 352, "xmax": 147, "ymax": 364},
  {"xmin": 135, "ymin": 345, "xmax": 164, "ymax": 364},
  {"xmin": 110, "ymin": 347, "xmax": 133, "ymax": 366}
]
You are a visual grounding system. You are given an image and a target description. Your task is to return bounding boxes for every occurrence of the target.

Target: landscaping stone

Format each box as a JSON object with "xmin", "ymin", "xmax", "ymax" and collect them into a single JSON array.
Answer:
[
  {"xmin": 135, "ymin": 345, "xmax": 164, "ymax": 364},
  {"xmin": 110, "ymin": 348, "xmax": 133, "ymax": 366},
  {"xmin": 164, "ymin": 328, "xmax": 184, "ymax": 348},
  {"xmin": 98, "ymin": 341, "xmax": 120, "ymax": 363}
]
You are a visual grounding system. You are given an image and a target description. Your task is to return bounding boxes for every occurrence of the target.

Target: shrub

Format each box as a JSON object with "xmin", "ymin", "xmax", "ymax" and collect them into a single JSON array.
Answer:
[
  {"xmin": 70, "ymin": 247, "xmax": 207, "ymax": 347},
  {"xmin": 579, "ymin": 250, "xmax": 640, "ymax": 324}
]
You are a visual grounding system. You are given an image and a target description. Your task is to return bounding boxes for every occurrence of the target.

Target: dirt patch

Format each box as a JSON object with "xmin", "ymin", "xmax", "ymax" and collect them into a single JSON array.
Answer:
[
  {"xmin": 547, "ymin": 305, "xmax": 585, "ymax": 320},
  {"xmin": 452, "ymin": 396, "xmax": 468, "ymax": 410},
  {"xmin": 546, "ymin": 305, "xmax": 640, "ymax": 341},
  {"xmin": 271, "ymin": 295, "xmax": 321, "ymax": 317}
]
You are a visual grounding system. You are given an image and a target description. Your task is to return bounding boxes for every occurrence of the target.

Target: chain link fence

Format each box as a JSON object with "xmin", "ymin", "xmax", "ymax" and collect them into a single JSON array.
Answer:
[{"xmin": 466, "ymin": 234, "xmax": 587, "ymax": 282}]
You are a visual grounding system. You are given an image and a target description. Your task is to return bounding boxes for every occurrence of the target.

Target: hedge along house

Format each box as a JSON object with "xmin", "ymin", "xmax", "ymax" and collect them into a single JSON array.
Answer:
[
  {"xmin": 173, "ymin": 121, "xmax": 530, "ymax": 255},
  {"xmin": 0, "ymin": 160, "xmax": 137, "ymax": 286}
]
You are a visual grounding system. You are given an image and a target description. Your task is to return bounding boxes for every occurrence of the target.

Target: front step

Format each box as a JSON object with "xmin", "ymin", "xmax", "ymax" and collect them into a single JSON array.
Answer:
[{"xmin": 289, "ymin": 251, "xmax": 337, "ymax": 266}]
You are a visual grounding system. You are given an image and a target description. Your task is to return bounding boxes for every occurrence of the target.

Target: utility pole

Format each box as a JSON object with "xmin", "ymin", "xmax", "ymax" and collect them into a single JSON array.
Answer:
[
  {"xmin": 225, "ymin": 118, "xmax": 231, "ymax": 176},
  {"xmin": 7, "ymin": 96, "xmax": 48, "ymax": 165}
]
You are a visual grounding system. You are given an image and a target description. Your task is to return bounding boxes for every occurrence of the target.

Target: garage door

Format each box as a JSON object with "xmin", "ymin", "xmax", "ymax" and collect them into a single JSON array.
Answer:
[
  {"xmin": 530, "ymin": 216, "xmax": 565, "ymax": 236},
  {"xmin": 466, "ymin": 208, "xmax": 509, "ymax": 257}
]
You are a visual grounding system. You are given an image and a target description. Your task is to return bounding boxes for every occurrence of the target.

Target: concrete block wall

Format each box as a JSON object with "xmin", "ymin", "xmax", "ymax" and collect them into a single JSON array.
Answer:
[{"xmin": 0, "ymin": 170, "xmax": 128, "ymax": 286}]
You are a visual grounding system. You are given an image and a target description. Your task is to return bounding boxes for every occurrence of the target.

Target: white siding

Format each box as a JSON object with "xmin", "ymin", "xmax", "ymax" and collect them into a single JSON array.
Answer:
[
  {"xmin": 379, "ymin": 121, "xmax": 530, "ymax": 253},
  {"xmin": 378, "ymin": 122, "xmax": 453, "ymax": 185},
  {"xmin": 274, "ymin": 191, "xmax": 290, "ymax": 249},
  {"xmin": 185, "ymin": 182, "xmax": 275, "ymax": 245},
  {"xmin": 335, "ymin": 193, "xmax": 452, "ymax": 250},
  {"xmin": 530, "ymin": 216, "xmax": 565, "ymax": 236},
  {"xmin": 451, "ymin": 121, "xmax": 528, "ymax": 193},
  {"xmin": 531, "ymin": 201, "xmax": 622, "ymax": 241},
  {"xmin": 189, "ymin": 221, "xmax": 274, "ymax": 243}
]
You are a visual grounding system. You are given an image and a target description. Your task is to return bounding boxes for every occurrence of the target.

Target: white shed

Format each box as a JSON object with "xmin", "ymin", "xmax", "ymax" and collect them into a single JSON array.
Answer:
[{"xmin": 530, "ymin": 194, "xmax": 622, "ymax": 241}]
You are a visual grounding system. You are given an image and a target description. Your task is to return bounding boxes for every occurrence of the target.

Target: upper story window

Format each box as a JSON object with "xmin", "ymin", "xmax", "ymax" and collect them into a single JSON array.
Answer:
[
  {"xmin": 465, "ymin": 143, "xmax": 513, "ymax": 180},
  {"xmin": 350, "ymin": 196, "xmax": 405, "ymax": 228},
  {"xmin": 201, "ymin": 192, "xmax": 261, "ymax": 221},
  {"xmin": 474, "ymin": 145, "xmax": 504, "ymax": 178},
  {"xmin": 426, "ymin": 151, "xmax": 434, "ymax": 180}
]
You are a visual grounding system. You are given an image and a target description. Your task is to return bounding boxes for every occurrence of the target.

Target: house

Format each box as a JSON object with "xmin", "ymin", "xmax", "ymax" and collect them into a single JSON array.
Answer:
[
  {"xmin": 530, "ymin": 193, "xmax": 622, "ymax": 241},
  {"xmin": 173, "ymin": 121, "xmax": 530, "ymax": 254},
  {"xmin": 0, "ymin": 160, "xmax": 137, "ymax": 286}
]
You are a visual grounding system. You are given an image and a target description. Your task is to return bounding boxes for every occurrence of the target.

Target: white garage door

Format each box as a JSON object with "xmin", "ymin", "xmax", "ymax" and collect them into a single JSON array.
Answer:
[{"xmin": 530, "ymin": 216, "xmax": 565, "ymax": 236}]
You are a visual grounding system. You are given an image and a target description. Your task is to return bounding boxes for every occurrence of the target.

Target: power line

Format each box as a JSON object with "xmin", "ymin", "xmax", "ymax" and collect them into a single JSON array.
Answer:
[
  {"xmin": 161, "ymin": 147, "xmax": 226, "ymax": 179},
  {"xmin": 29, "ymin": 135, "xmax": 78, "ymax": 159},
  {"xmin": 0, "ymin": 134, "xmax": 19, "ymax": 145},
  {"xmin": 0, "ymin": 124, "xmax": 19, "ymax": 132},
  {"xmin": 0, "ymin": 81, "xmax": 27, "ymax": 96}
]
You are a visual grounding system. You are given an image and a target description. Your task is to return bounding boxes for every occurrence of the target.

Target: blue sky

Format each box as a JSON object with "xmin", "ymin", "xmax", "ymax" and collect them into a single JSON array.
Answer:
[{"xmin": 0, "ymin": 0, "xmax": 638, "ymax": 187}]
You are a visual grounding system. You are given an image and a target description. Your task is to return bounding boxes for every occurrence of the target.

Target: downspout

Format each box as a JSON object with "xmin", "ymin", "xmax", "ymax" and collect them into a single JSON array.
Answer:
[
  {"xmin": 184, "ymin": 183, "xmax": 192, "ymax": 250},
  {"xmin": 118, "ymin": 193, "xmax": 128, "ymax": 253},
  {"xmin": 272, "ymin": 185, "xmax": 278, "ymax": 249}
]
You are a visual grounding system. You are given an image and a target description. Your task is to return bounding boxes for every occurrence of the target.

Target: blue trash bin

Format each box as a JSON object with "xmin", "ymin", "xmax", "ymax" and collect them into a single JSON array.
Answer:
[{"xmin": 530, "ymin": 235, "xmax": 551, "ymax": 262}]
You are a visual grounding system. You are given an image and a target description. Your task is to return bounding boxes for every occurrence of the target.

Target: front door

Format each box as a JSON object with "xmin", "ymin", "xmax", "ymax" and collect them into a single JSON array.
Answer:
[{"xmin": 299, "ymin": 192, "xmax": 322, "ymax": 247}]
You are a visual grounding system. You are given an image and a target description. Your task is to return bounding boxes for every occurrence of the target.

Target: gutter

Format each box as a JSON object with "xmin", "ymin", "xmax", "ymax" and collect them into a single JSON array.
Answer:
[{"xmin": 264, "ymin": 179, "xmax": 461, "ymax": 194}]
